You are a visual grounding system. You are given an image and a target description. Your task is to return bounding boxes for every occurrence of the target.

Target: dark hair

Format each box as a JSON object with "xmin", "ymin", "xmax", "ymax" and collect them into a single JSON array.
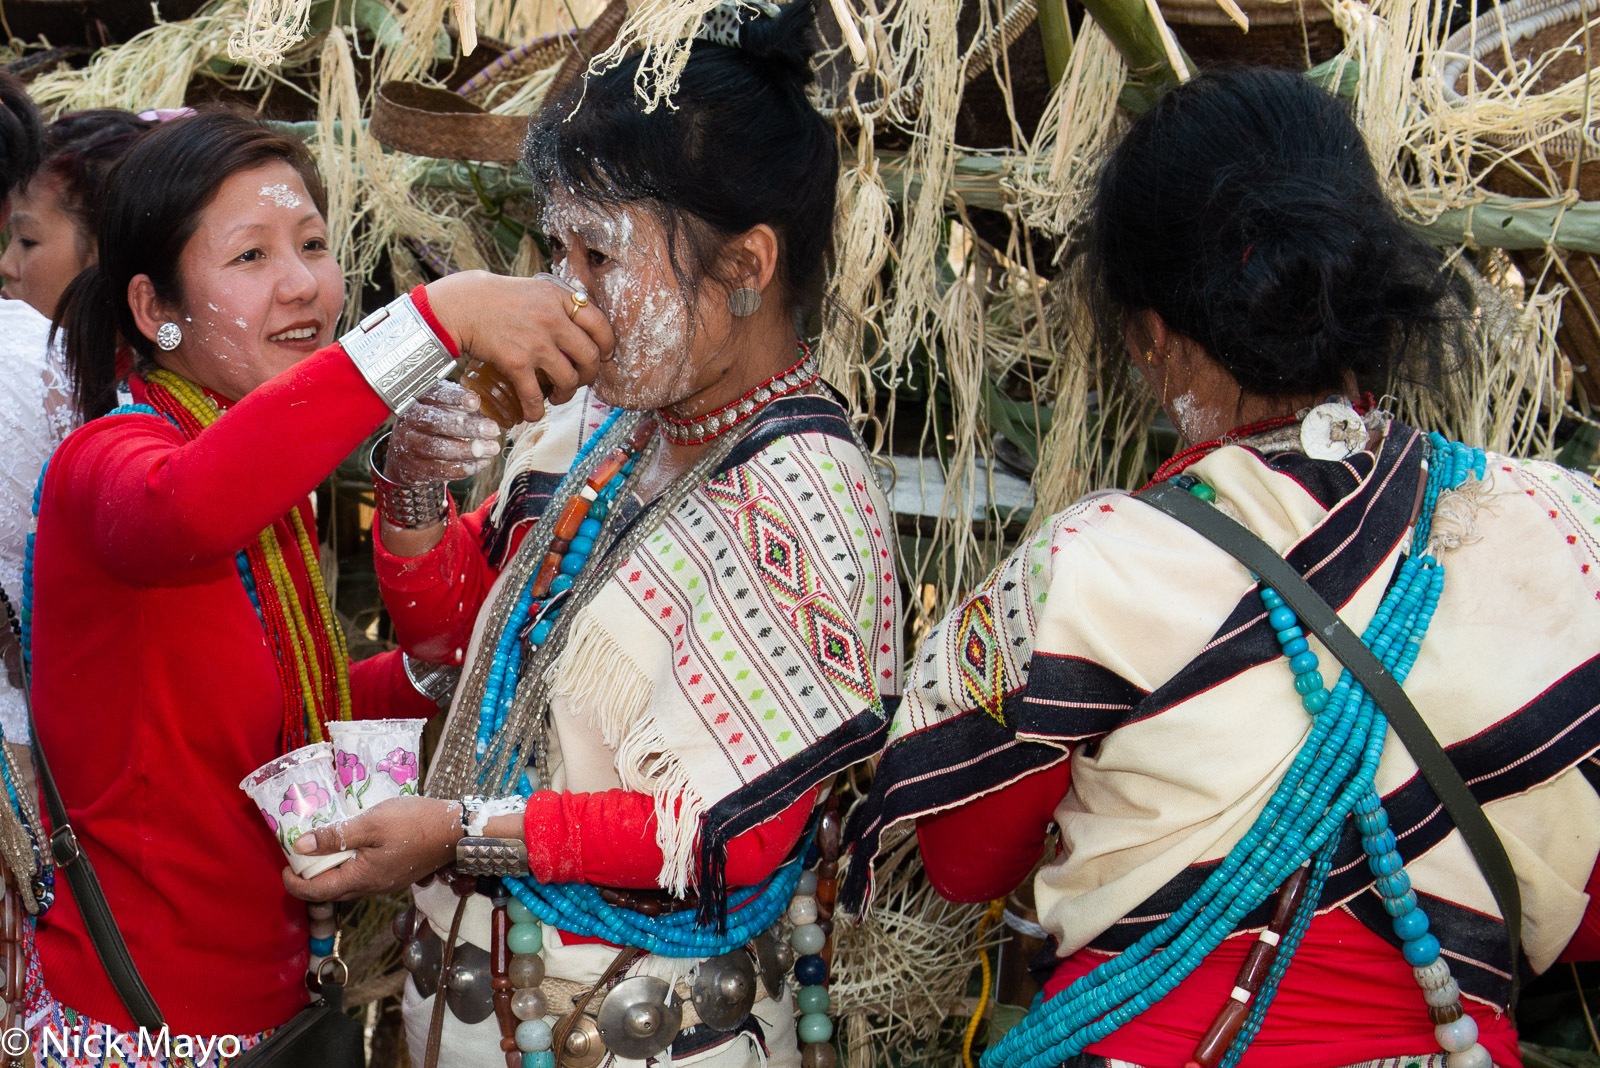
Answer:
[
  {"xmin": 55, "ymin": 111, "xmax": 326, "ymax": 420},
  {"xmin": 0, "ymin": 72, "xmax": 42, "ymax": 204},
  {"xmin": 30, "ymin": 110, "xmax": 157, "ymax": 250},
  {"xmin": 1087, "ymin": 67, "xmax": 1455, "ymax": 397},
  {"xmin": 525, "ymin": 0, "xmax": 837, "ymax": 316}
]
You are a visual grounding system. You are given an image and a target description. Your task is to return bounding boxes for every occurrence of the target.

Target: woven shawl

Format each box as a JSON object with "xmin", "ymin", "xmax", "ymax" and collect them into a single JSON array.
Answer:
[{"xmin": 468, "ymin": 389, "xmax": 902, "ymax": 920}]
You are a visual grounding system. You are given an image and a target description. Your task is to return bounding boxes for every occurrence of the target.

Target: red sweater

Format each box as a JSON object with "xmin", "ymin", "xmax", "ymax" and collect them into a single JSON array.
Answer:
[
  {"xmin": 375, "ymin": 482, "xmax": 814, "ymax": 895},
  {"xmin": 31, "ymin": 346, "xmax": 436, "ymax": 1035},
  {"xmin": 917, "ymin": 764, "xmax": 1600, "ymax": 1068}
]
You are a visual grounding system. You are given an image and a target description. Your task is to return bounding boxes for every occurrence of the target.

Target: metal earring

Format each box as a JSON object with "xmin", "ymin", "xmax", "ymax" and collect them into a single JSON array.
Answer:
[
  {"xmin": 155, "ymin": 322, "xmax": 183, "ymax": 351},
  {"xmin": 727, "ymin": 287, "xmax": 761, "ymax": 318},
  {"xmin": 1143, "ymin": 348, "xmax": 1155, "ymax": 364}
]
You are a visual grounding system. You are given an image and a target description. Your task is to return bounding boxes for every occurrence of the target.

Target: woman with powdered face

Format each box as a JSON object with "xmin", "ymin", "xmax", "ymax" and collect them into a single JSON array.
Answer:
[
  {"xmin": 285, "ymin": 3, "xmax": 899, "ymax": 1065},
  {"xmin": 28, "ymin": 111, "xmax": 606, "ymax": 1059}
]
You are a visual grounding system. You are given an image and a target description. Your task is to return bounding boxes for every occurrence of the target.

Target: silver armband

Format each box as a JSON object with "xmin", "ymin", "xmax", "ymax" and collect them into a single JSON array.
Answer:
[
  {"xmin": 340, "ymin": 293, "xmax": 456, "ymax": 413},
  {"xmin": 402, "ymin": 653, "xmax": 461, "ymax": 707},
  {"xmin": 454, "ymin": 836, "xmax": 529, "ymax": 877},
  {"xmin": 370, "ymin": 434, "xmax": 450, "ymax": 530}
]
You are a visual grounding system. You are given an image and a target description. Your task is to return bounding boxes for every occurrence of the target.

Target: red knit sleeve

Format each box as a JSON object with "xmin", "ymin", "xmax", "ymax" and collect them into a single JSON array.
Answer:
[
  {"xmin": 915, "ymin": 759, "xmax": 1072, "ymax": 903},
  {"xmin": 1560, "ymin": 849, "xmax": 1600, "ymax": 960},
  {"xmin": 373, "ymin": 497, "xmax": 504, "ymax": 665},
  {"xmin": 522, "ymin": 786, "xmax": 821, "ymax": 889},
  {"xmin": 408, "ymin": 285, "xmax": 460, "ymax": 358},
  {"xmin": 54, "ymin": 345, "xmax": 390, "ymax": 584},
  {"xmin": 347, "ymin": 649, "xmax": 442, "ymax": 721}
]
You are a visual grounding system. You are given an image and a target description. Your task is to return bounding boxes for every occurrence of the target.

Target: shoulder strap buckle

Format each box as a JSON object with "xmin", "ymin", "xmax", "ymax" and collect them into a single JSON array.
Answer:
[{"xmin": 49, "ymin": 825, "xmax": 80, "ymax": 868}]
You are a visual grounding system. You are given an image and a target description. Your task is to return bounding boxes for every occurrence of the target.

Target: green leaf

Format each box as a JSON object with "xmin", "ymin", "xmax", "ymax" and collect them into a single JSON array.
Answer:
[
  {"xmin": 305, "ymin": 0, "xmax": 405, "ymax": 48},
  {"xmin": 985, "ymin": 375, "xmax": 1053, "ymax": 465}
]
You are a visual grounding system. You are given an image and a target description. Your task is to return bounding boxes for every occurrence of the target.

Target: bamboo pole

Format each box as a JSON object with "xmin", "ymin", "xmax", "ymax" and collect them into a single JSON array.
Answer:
[
  {"xmin": 1036, "ymin": 0, "xmax": 1074, "ymax": 87},
  {"xmin": 1075, "ymin": 0, "xmax": 1193, "ymax": 105},
  {"xmin": 276, "ymin": 113, "xmax": 1600, "ymax": 256}
]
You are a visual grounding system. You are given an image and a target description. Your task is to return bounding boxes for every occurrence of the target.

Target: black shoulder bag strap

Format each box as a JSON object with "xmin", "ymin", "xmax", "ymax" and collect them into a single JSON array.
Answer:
[
  {"xmin": 1140, "ymin": 479, "xmax": 1523, "ymax": 1004},
  {"xmin": 21, "ymin": 655, "xmax": 164, "ymax": 1028}
]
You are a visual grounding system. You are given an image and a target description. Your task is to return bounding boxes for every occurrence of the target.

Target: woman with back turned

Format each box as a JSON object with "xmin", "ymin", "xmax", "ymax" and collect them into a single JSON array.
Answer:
[{"xmin": 849, "ymin": 67, "xmax": 1600, "ymax": 1068}]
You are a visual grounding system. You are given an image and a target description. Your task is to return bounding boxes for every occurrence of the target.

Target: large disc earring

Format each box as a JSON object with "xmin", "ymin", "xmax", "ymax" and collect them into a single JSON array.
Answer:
[
  {"xmin": 155, "ymin": 322, "xmax": 183, "ymax": 351},
  {"xmin": 727, "ymin": 287, "xmax": 761, "ymax": 318}
]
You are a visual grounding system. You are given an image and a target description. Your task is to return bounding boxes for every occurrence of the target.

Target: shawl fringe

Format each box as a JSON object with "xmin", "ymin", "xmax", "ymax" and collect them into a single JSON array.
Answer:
[{"xmin": 548, "ymin": 610, "xmax": 707, "ymax": 899}]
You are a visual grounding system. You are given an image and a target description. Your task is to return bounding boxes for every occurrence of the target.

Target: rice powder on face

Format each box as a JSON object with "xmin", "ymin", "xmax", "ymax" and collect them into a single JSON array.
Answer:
[
  {"xmin": 541, "ymin": 196, "xmax": 694, "ymax": 405},
  {"xmin": 258, "ymin": 183, "xmax": 303, "ymax": 209}
]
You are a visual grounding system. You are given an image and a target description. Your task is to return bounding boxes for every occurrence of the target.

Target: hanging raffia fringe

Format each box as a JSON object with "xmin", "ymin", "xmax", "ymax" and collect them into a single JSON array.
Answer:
[
  {"xmin": 831, "ymin": 828, "xmax": 1008, "ymax": 1068},
  {"xmin": 821, "ymin": 135, "xmax": 893, "ymax": 433},
  {"xmin": 1011, "ymin": 19, "xmax": 1126, "ymax": 244},
  {"xmin": 229, "ymin": 0, "xmax": 316, "ymax": 67},
  {"xmin": 27, "ymin": 0, "xmax": 249, "ymax": 114}
]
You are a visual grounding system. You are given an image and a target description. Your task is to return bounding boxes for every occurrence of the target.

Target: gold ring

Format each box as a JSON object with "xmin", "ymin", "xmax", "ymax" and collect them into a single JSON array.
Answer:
[{"xmin": 568, "ymin": 287, "xmax": 590, "ymax": 320}]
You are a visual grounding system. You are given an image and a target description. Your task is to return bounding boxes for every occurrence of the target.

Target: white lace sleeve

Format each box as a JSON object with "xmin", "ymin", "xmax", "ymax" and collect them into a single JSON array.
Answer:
[
  {"xmin": 42, "ymin": 338, "xmax": 79, "ymax": 445},
  {"xmin": 0, "ymin": 301, "xmax": 73, "ymax": 744}
]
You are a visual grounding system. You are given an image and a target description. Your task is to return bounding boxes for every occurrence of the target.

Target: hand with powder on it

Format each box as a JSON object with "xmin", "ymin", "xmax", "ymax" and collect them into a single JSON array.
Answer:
[
  {"xmin": 423, "ymin": 271, "xmax": 614, "ymax": 425},
  {"xmin": 385, "ymin": 381, "xmax": 503, "ymax": 486}
]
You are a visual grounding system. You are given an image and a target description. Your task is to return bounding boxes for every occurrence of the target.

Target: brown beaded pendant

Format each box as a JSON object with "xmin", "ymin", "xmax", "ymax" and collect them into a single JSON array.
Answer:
[{"xmin": 1185, "ymin": 866, "xmax": 1313, "ymax": 1068}]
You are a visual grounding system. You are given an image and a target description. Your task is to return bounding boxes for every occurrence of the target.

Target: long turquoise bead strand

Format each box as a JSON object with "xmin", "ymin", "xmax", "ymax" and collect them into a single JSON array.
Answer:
[{"xmin": 474, "ymin": 407, "xmax": 626, "ymax": 766}]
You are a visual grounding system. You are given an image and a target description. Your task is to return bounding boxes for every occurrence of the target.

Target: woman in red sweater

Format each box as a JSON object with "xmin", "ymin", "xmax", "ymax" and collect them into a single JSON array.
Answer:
[
  {"xmin": 285, "ymin": 5, "xmax": 898, "ymax": 1066},
  {"xmin": 846, "ymin": 69, "xmax": 1600, "ymax": 1068},
  {"xmin": 26, "ymin": 112, "xmax": 606, "ymax": 1060}
]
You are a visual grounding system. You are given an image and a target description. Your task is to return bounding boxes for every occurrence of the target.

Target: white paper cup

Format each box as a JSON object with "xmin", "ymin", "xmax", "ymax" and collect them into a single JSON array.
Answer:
[
  {"xmin": 327, "ymin": 719, "xmax": 428, "ymax": 811},
  {"xmin": 239, "ymin": 742, "xmax": 357, "ymax": 878}
]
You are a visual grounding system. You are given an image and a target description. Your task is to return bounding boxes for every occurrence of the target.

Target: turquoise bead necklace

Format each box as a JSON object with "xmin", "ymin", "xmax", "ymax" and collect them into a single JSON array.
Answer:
[
  {"xmin": 984, "ymin": 433, "xmax": 1489, "ymax": 1068},
  {"xmin": 504, "ymin": 841, "xmax": 807, "ymax": 957},
  {"xmin": 474, "ymin": 406, "xmax": 628, "ymax": 770}
]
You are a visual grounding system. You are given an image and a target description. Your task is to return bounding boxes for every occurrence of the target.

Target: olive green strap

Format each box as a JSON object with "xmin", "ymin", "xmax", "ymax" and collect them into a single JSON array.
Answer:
[{"xmin": 1141, "ymin": 480, "xmax": 1522, "ymax": 1004}]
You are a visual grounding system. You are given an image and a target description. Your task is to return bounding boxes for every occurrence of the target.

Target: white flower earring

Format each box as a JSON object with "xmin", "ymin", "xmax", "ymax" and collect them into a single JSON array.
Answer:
[{"xmin": 155, "ymin": 322, "xmax": 183, "ymax": 351}]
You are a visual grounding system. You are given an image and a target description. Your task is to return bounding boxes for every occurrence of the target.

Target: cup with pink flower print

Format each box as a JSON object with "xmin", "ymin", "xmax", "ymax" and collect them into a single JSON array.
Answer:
[
  {"xmin": 238, "ymin": 742, "xmax": 357, "ymax": 878},
  {"xmin": 327, "ymin": 719, "xmax": 427, "ymax": 811}
]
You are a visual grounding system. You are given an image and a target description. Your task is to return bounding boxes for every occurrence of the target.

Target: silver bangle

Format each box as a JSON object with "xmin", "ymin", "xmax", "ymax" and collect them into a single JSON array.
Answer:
[
  {"xmin": 402, "ymin": 653, "xmax": 461, "ymax": 707},
  {"xmin": 340, "ymin": 292, "xmax": 456, "ymax": 413},
  {"xmin": 454, "ymin": 836, "xmax": 529, "ymax": 877},
  {"xmin": 370, "ymin": 434, "xmax": 449, "ymax": 529}
]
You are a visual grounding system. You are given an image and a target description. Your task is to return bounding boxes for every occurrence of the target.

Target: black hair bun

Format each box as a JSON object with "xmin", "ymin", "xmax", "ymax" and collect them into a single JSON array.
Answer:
[
  {"xmin": 1088, "ymin": 68, "xmax": 1456, "ymax": 398},
  {"xmin": 0, "ymin": 72, "xmax": 43, "ymax": 203},
  {"xmin": 734, "ymin": 0, "xmax": 822, "ymax": 87},
  {"xmin": 528, "ymin": 0, "xmax": 839, "ymax": 314}
]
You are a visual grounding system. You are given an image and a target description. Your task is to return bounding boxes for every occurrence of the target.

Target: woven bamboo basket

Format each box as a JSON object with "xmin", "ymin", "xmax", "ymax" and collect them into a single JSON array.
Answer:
[
  {"xmin": 1438, "ymin": 0, "xmax": 1600, "ymax": 401},
  {"xmin": 369, "ymin": 0, "xmax": 627, "ymax": 162},
  {"xmin": 1158, "ymin": 0, "xmax": 1343, "ymax": 70}
]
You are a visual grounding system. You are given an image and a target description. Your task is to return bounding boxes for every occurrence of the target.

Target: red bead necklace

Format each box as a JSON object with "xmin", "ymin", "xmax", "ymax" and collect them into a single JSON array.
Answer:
[
  {"xmin": 1145, "ymin": 394, "xmax": 1376, "ymax": 488},
  {"xmin": 658, "ymin": 344, "xmax": 817, "ymax": 446}
]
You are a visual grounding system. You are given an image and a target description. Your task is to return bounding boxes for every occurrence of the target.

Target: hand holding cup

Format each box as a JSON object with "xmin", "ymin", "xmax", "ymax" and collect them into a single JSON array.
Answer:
[{"xmin": 422, "ymin": 271, "xmax": 614, "ymax": 424}]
